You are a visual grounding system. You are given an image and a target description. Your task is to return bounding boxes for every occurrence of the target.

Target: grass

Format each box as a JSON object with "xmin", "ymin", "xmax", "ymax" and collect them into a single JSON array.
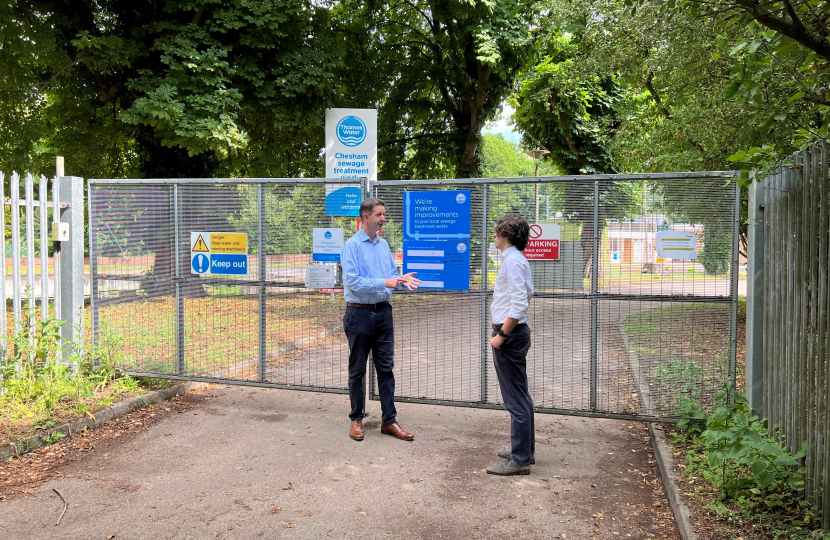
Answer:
[
  {"xmin": 623, "ymin": 302, "xmax": 733, "ymax": 416},
  {"xmin": 0, "ymin": 305, "xmax": 172, "ymax": 448}
]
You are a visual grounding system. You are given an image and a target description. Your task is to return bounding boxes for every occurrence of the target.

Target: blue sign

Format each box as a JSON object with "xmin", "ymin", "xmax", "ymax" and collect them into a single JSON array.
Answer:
[
  {"xmin": 336, "ymin": 116, "xmax": 367, "ymax": 147},
  {"xmin": 210, "ymin": 254, "xmax": 248, "ymax": 275},
  {"xmin": 404, "ymin": 190, "xmax": 471, "ymax": 240},
  {"xmin": 192, "ymin": 253, "xmax": 210, "ymax": 274},
  {"xmin": 403, "ymin": 240, "xmax": 470, "ymax": 290},
  {"xmin": 326, "ymin": 185, "xmax": 361, "ymax": 216}
]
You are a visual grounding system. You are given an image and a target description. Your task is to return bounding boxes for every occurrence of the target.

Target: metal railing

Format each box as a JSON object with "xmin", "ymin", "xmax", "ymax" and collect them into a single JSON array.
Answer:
[{"xmin": 0, "ymin": 158, "xmax": 85, "ymax": 369}]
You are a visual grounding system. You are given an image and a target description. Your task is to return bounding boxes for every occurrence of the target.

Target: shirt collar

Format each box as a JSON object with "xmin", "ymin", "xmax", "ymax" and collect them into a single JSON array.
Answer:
[
  {"xmin": 357, "ymin": 228, "xmax": 381, "ymax": 244},
  {"xmin": 499, "ymin": 245, "xmax": 518, "ymax": 262}
]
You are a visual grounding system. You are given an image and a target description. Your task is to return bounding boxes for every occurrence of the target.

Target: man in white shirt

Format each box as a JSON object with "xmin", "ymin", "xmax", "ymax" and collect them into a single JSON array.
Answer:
[{"xmin": 486, "ymin": 215, "xmax": 535, "ymax": 476}]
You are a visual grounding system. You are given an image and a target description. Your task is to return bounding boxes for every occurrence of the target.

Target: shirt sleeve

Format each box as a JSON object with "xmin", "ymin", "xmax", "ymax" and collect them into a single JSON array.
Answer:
[
  {"xmin": 387, "ymin": 245, "xmax": 400, "ymax": 280},
  {"xmin": 505, "ymin": 258, "xmax": 530, "ymax": 321},
  {"xmin": 341, "ymin": 240, "xmax": 387, "ymax": 293}
]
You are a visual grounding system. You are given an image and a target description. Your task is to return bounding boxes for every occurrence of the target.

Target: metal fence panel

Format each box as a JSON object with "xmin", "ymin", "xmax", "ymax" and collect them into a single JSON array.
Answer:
[
  {"xmin": 755, "ymin": 140, "xmax": 830, "ymax": 526},
  {"xmin": 90, "ymin": 174, "xmax": 738, "ymax": 422}
]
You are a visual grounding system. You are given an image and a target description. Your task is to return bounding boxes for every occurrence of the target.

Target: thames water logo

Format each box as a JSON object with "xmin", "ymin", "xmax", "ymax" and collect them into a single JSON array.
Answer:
[
  {"xmin": 336, "ymin": 116, "xmax": 367, "ymax": 147},
  {"xmin": 456, "ymin": 193, "xmax": 466, "ymax": 204},
  {"xmin": 457, "ymin": 243, "xmax": 467, "ymax": 254},
  {"xmin": 324, "ymin": 231, "xmax": 332, "ymax": 239}
]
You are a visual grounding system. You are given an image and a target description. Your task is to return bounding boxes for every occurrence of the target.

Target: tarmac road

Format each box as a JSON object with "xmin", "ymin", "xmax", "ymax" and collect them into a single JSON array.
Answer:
[{"xmin": 0, "ymin": 385, "xmax": 679, "ymax": 540}]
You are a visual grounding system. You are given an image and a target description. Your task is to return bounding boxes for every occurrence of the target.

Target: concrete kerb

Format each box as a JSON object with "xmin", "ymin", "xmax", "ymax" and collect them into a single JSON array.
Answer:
[
  {"xmin": 620, "ymin": 320, "xmax": 696, "ymax": 540},
  {"xmin": 0, "ymin": 382, "xmax": 202, "ymax": 462}
]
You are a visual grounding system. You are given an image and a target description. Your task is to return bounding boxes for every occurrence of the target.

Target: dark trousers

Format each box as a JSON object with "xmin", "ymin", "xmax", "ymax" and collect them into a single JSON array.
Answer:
[
  {"xmin": 343, "ymin": 304, "xmax": 397, "ymax": 425},
  {"xmin": 492, "ymin": 324, "xmax": 534, "ymax": 466}
]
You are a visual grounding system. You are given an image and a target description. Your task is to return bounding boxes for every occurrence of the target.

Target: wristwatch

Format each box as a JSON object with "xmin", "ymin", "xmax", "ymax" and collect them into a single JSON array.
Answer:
[{"xmin": 497, "ymin": 329, "xmax": 507, "ymax": 337}]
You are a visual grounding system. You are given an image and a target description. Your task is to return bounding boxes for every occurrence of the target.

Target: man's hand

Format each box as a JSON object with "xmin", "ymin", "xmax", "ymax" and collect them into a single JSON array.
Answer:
[
  {"xmin": 399, "ymin": 272, "xmax": 422, "ymax": 290},
  {"xmin": 490, "ymin": 334, "xmax": 505, "ymax": 350},
  {"xmin": 385, "ymin": 277, "xmax": 401, "ymax": 289}
]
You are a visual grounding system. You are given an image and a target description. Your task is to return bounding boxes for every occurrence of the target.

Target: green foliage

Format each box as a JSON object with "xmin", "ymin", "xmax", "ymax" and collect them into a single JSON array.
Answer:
[
  {"xmin": 42, "ymin": 430, "xmax": 66, "ymax": 444},
  {"xmin": 677, "ymin": 385, "xmax": 806, "ymax": 506},
  {"xmin": 0, "ymin": 305, "xmax": 139, "ymax": 433},
  {"xmin": 340, "ymin": 0, "xmax": 539, "ymax": 178},
  {"xmin": 652, "ymin": 359, "xmax": 703, "ymax": 399},
  {"xmin": 480, "ymin": 133, "xmax": 559, "ymax": 178},
  {"xmin": 676, "ymin": 398, "xmax": 706, "ymax": 434},
  {"xmin": 639, "ymin": 0, "xmax": 830, "ymax": 178},
  {"xmin": 511, "ymin": 18, "xmax": 622, "ymax": 176},
  {"xmin": 1, "ymin": 0, "xmax": 340, "ymax": 179}
]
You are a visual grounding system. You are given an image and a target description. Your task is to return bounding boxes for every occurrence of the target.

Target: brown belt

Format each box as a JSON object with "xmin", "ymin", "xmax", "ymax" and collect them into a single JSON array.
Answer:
[{"xmin": 347, "ymin": 301, "xmax": 390, "ymax": 310}]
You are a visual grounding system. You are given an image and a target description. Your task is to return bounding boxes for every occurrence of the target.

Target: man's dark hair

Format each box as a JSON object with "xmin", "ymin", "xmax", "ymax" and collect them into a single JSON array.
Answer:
[
  {"xmin": 494, "ymin": 215, "xmax": 530, "ymax": 251},
  {"xmin": 360, "ymin": 198, "xmax": 386, "ymax": 219}
]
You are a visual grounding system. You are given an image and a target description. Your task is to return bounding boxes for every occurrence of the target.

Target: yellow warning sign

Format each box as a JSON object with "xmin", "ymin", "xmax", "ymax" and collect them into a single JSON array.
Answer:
[
  {"xmin": 192, "ymin": 235, "xmax": 209, "ymax": 253},
  {"xmin": 210, "ymin": 233, "xmax": 247, "ymax": 254}
]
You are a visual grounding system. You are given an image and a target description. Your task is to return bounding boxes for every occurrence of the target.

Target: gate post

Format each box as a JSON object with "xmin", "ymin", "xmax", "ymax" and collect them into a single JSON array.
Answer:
[
  {"xmin": 746, "ymin": 171, "xmax": 765, "ymax": 415},
  {"xmin": 58, "ymin": 175, "xmax": 85, "ymax": 365}
]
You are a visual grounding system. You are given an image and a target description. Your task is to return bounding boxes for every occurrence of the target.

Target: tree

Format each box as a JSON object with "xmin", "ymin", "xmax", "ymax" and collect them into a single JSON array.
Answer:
[
  {"xmin": 1, "ymin": 0, "xmax": 340, "ymax": 179},
  {"xmin": 511, "ymin": 14, "xmax": 640, "ymax": 276},
  {"xmin": 338, "ymin": 0, "xmax": 539, "ymax": 179},
  {"xmin": 639, "ymin": 0, "xmax": 830, "ymax": 173}
]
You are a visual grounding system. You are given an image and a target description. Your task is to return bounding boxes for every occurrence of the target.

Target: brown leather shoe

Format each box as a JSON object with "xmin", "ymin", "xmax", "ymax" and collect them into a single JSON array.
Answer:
[
  {"xmin": 349, "ymin": 420, "xmax": 364, "ymax": 441},
  {"xmin": 381, "ymin": 423, "xmax": 414, "ymax": 441}
]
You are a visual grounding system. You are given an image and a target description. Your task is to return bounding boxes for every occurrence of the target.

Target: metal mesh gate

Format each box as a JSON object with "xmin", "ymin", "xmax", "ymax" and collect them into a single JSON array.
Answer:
[{"xmin": 89, "ymin": 173, "xmax": 740, "ymax": 421}]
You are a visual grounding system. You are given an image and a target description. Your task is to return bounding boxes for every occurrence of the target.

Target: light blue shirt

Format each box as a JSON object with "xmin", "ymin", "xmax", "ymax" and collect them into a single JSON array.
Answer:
[{"xmin": 341, "ymin": 229, "xmax": 400, "ymax": 304}]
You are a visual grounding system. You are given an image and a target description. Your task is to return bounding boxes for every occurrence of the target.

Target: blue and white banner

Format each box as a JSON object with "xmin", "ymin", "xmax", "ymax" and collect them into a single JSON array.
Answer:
[
  {"xmin": 402, "ymin": 190, "xmax": 471, "ymax": 290},
  {"xmin": 403, "ymin": 240, "xmax": 470, "ymax": 290},
  {"xmin": 403, "ymin": 190, "xmax": 471, "ymax": 241},
  {"xmin": 325, "ymin": 108, "xmax": 377, "ymax": 216}
]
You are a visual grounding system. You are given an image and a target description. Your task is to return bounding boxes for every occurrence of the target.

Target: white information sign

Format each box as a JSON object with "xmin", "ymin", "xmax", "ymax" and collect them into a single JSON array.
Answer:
[
  {"xmin": 655, "ymin": 230, "xmax": 698, "ymax": 260},
  {"xmin": 325, "ymin": 109, "xmax": 377, "ymax": 217},
  {"xmin": 325, "ymin": 108, "xmax": 377, "ymax": 181},
  {"xmin": 312, "ymin": 228, "xmax": 344, "ymax": 262},
  {"xmin": 305, "ymin": 264, "xmax": 336, "ymax": 288}
]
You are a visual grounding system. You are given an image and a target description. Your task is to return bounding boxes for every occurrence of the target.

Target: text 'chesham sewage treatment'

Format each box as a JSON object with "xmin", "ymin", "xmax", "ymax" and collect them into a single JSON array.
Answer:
[{"xmin": 332, "ymin": 153, "xmax": 370, "ymax": 175}]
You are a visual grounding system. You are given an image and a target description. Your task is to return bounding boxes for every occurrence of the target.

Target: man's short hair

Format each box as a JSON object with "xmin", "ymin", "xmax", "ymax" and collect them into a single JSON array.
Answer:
[
  {"xmin": 494, "ymin": 215, "xmax": 530, "ymax": 251},
  {"xmin": 360, "ymin": 198, "xmax": 386, "ymax": 219}
]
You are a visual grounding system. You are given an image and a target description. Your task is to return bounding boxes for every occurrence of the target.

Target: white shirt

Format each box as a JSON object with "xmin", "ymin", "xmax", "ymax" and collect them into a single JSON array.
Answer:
[{"xmin": 491, "ymin": 246, "xmax": 535, "ymax": 325}]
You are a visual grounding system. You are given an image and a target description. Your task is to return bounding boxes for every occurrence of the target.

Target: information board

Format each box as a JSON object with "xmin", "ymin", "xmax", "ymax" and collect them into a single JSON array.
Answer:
[
  {"xmin": 325, "ymin": 108, "xmax": 377, "ymax": 216},
  {"xmin": 656, "ymin": 230, "xmax": 697, "ymax": 260},
  {"xmin": 312, "ymin": 228, "xmax": 344, "ymax": 262},
  {"xmin": 402, "ymin": 190, "xmax": 471, "ymax": 290},
  {"xmin": 305, "ymin": 264, "xmax": 336, "ymax": 288},
  {"xmin": 403, "ymin": 241, "xmax": 470, "ymax": 290},
  {"xmin": 403, "ymin": 190, "xmax": 470, "ymax": 240}
]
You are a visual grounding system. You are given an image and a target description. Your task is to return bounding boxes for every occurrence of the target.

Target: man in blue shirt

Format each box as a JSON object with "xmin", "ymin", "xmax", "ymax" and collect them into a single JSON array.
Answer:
[{"xmin": 341, "ymin": 198, "xmax": 421, "ymax": 442}]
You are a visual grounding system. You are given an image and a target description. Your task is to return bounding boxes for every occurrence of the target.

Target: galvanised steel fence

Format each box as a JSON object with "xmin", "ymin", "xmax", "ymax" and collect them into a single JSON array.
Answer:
[
  {"xmin": 88, "ymin": 173, "xmax": 740, "ymax": 422},
  {"xmin": 0, "ymin": 165, "xmax": 82, "ymax": 369},
  {"xmin": 747, "ymin": 139, "xmax": 830, "ymax": 526}
]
